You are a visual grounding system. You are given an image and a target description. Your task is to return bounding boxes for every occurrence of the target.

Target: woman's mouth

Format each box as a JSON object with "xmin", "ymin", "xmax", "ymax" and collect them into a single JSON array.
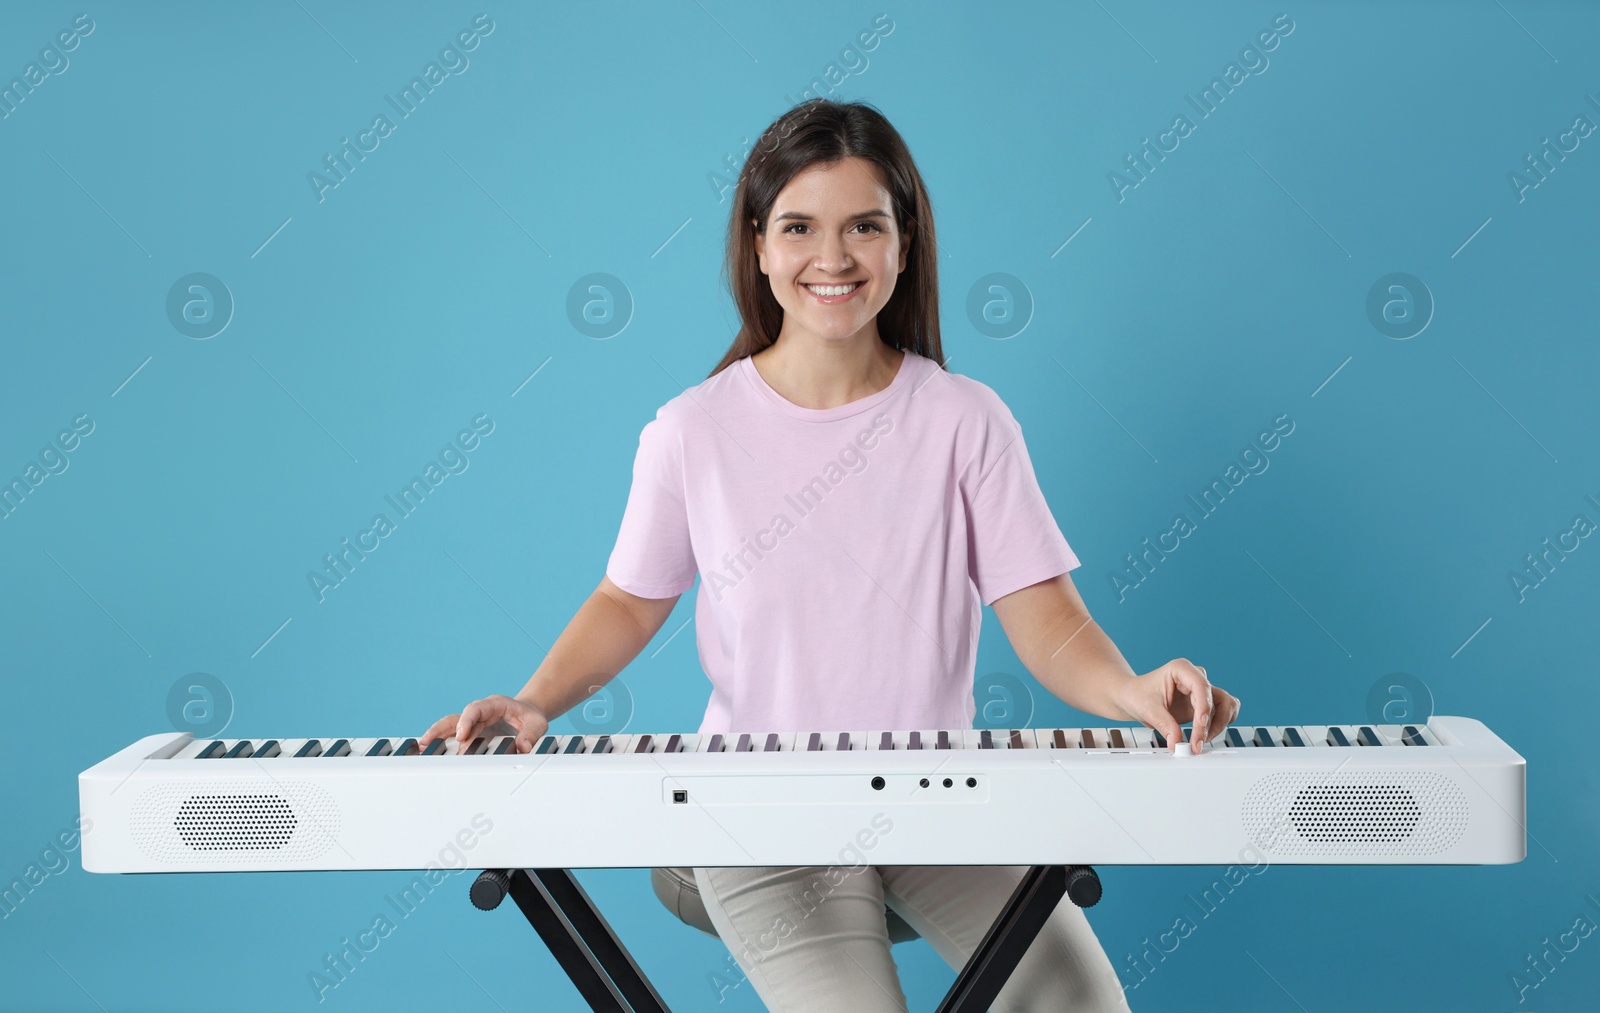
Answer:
[{"xmin": 802, "ymin": 281, "xmax": 863, "ymax": 304}]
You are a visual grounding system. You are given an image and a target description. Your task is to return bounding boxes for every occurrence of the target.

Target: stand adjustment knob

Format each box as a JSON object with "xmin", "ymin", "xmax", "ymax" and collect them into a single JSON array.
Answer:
[
  {"xmin": 1065, "ymin": 865, "xmax": 1102, "ymax": 908},
  {"xmin": 470, "ymin": 868, "xmax": 513, "ymax": 910}
]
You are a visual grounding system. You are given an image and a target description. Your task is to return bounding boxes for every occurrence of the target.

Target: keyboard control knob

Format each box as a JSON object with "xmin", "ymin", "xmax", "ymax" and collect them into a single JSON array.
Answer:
[{"xmin": 1172, "ymin": 742, "xmax": 1193, "ymax": 758}]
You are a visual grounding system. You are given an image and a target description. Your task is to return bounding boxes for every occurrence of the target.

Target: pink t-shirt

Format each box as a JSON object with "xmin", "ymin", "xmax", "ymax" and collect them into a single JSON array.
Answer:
[{"xmin": 605, "ymin": 348, "xmax": 1080, "ymax": 735}]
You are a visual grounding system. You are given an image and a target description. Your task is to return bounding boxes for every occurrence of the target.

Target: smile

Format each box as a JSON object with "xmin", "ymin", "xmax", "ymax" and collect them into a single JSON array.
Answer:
[{"xmin": 803, "ymin": 281, "xmax": 862, "ymax": 303}]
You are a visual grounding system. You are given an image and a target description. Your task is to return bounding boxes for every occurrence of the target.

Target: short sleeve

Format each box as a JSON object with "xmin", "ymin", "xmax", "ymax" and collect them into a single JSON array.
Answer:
[
  {"xmin": 605, "ymin": 413, "xmax": 697, "ymax": 598},
  {"xmin": 966, "ymin": 408, "xmax": 1080, "ymax": 607}
]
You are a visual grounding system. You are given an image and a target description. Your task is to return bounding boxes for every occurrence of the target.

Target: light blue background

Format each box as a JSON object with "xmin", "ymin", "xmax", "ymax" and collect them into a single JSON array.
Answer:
[{"xmin": 2, "ymin": 2, "xmax": 1597, "ymax": 1011}]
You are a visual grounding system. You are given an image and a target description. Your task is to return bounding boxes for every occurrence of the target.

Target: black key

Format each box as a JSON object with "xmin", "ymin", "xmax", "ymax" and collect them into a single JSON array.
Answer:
[
  {"xmin": 909, "ymin": 731, "xmax": 923, "ymax": 750},
  {"xmin": 563, "ymin": 736, "xmax": 586, "ymax": 754},
  {"xmin": 979, "ymin": 730, "xmax": 994, "ymax": 749},
  {"xmin": 197, "ymin": 740, "xmax": 227, "ymax": 759},
  {"xmin": 1052, "ymin": 729, "xmax": 1068, "ymax": 749},
  {"xmin": 366, "ymin": 739, "xmax": 392, "ymax": 757},
  {"xmin": 493, "ymin": 737, "xmax": 515, "ymax": 754},
  {"xmin": 423, "ymin": 738, "xmax": 447, "ymax": 755},
  {"xmin": 708, "ymin": 734, "xmax": 725, "ymax": 753},
  {"xmin": 665, "ymin": 734, "xmax": 682, "ymax": 753},
  {"xmin": 394, "ymin": 738, "xmax": 420, "ymax": 756},
  {"xmin": 1327, "ymin": 726, "xmax": 1351, "ymax": 747},
  {"xmin": 1402, "ymin": 725, "xmax": 1428, "ymax": 746},
  {"xmin": 1152, "ymin": 729, "xmax": 1166, "ymax": 748},
  {"xmin": 593, "ymin": 735, "xmax": 611, "ymax": 754},
  {"xmin": 807, "ymin": 732, "xmax": 822, "ymax": 752},
  {"xmin": 1108, "ymin": 729, "xmax": 1126, "ymax": 749},
  {"xmin": 1226, "ymin": 728, "xmax": 1246, "ymax": 748},
  {"xmin": 294, "ymin": 740, "xmax": 323, "ymax": 758},
  {"xmin": 536, "ymin": 737, "xmax": 558, "ymax": 754},
  {"xmin": 1283, "ymin": 727, "xmax": 1306, "ymax": 747},
  {"xmin": 326, "ymin": 739, "xmax": 351, "ymax": 757},
  {"xmin": 1357, "ymin": 726, "xmax": 1383, "ymax": 747},
  {"xmin": 736, "ymin": 733, "xmax": 752, "ymax": 752},
  {"xmin": 465, "ymin": 737, "xmax": 489, "ymax": 755},
  {"xmin": 224, "ymin": 740, "xmax": 254, "ymax": 759},
  {"xmin": 254, "ymin": 740, "xmax": 281, "ymax": 759},
  {"xmin": 1252, "ymin": 728, "xmax": 1275, "ymax": 748},
  {"xmin": 763, "ymin": 733, "xmax": 779, "ymax": 752},
  {"xmin": 879, "ymin": 731, "xmax": 895, "ymax": 750},
  {"xmin": 634, "ymin": 735, "xmax": 654, "ymax": 754},
  {"xmin": 1079, "ymin": 729, "xmax": 1096, "ymax": 749},
  {"xmin": 836, "ymin": 732, "xmax": 851, "ymax": 752},
  {"xmin": 1010, "ymin": 730, "xmax": 1025, "ymax": 749},
  {"xmin": 936, "ymin": 730, "xmax": 950, "ymax": 750}
]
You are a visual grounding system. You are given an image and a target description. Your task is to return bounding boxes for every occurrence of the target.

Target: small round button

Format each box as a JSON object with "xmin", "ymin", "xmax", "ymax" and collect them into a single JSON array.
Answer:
[{"xmin": 1172, "ymin": 742, "xmax": 1193, "ymax": 757}]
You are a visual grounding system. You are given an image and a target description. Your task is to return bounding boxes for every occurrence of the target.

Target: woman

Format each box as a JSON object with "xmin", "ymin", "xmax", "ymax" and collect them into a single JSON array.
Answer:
[{"xmin": 422, "ymin": 98, "xmax": 1240, "ymax": 1011}]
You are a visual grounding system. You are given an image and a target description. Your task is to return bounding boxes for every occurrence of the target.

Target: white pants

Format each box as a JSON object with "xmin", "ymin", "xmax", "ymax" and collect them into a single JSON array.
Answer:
[{"xmin": 693, "ymin": 864, "xmax": 1131, "ymax": 1012}]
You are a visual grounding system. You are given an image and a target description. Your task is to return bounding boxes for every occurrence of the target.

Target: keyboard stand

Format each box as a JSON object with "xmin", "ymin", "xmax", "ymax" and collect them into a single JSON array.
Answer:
[
  {"xmin": 934, "ymin": 864, "xmax": 1101, "ymax": 1012},
  {"xmin": 470, "ymin": 863, "xmax": 1102, "ymax": 1013},
  {"xmin": 470, "ymin": 868, "xmax": 670, "ymax": 1013}
]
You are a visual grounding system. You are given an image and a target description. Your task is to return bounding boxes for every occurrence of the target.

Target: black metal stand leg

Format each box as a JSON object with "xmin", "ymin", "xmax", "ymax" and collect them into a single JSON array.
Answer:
[
  {"xmin": 472, "ymin": 868, "xmax": 671, "ymax": 1013},
  {"xmin": 934, "ymin": 864, "xmax": 1101, "ymax": 1013}
]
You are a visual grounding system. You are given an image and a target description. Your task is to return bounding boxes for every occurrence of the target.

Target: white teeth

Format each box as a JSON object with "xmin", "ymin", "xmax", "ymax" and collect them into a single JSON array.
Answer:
[{"xmin": 805, "ymin": 282, "xmax": 860, "ymax": 297}]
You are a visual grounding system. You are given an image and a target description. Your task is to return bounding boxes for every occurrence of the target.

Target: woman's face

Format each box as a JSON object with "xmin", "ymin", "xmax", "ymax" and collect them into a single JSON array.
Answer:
[{"xmin": 753, "ymin": 156, "xmax": 910, "ymax": 348}]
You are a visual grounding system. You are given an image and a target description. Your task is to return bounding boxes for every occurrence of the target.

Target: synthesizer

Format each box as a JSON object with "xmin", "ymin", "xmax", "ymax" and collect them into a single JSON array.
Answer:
[{"xmin": 78, "ymin": 716, "xmax": 1524, "ymax": 873}]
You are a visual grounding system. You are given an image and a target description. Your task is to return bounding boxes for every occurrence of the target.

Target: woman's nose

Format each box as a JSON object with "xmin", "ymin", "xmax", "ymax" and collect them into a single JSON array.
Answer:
[{"xmin": 812, "ymin": 248, "xmax": 851, "ymax": 273}]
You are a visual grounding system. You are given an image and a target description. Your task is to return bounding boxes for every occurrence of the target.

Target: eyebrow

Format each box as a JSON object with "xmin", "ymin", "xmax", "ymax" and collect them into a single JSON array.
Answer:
[{"xmin": 771, "ymin": 209, "xmax": 891, "ymax": 224}]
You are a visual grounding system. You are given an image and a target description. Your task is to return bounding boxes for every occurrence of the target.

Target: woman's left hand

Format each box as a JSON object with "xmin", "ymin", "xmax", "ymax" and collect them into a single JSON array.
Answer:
[{"xmin": 1112, "ymin": 658, "xmax": 1240, "ymax": 753}]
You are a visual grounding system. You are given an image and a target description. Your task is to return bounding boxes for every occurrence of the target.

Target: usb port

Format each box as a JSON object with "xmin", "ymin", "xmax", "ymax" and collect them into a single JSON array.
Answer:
[{"xmin": 672, "ymin": 789, "xmax": 688, "ymax": 804}]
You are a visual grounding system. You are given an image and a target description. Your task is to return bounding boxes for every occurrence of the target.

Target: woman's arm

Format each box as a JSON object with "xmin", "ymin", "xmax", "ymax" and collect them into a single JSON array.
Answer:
[
  {"xmin": 990, "ymin": 572, "xmax": 1240, "ymax": 752},
  {"xmin": 516, "ymin": 575, "xmax": 681, "ymax": 719},
  {"xmin": 420, "ymin": 575, "xmax": 681, "ymax": 751}
]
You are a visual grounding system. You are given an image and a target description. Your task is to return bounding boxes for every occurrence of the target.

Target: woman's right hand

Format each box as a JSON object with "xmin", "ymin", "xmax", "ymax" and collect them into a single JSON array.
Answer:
[{"xmin": 419, "ymin": 693, "xmax": 550, "ymax": 754}]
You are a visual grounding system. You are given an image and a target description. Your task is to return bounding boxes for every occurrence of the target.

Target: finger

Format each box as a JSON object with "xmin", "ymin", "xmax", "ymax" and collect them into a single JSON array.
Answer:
[
  {"xmin": 1160, "ymin": 718, "xmax": 1184, "ymax": 753},
  {"xmin": 1171, "ymin": 666, "xmax": 1213, "ymax": 750},
  {"xmin": 1197, "ymin": 667, "xmax": 1228, "ymax": 739},
  {"xmin": 419, "ymin": 715, "xmax": 457, "ymax": 747},
  {"xmin": 456, "ymin": 699, "xmax": 488, "ymax": 745},
  {"xmin": 1126, "ymin": 673, "xmax": 1179, "ymax": 752},
  {"xmin": 1143, "ymin": 704, "xmax": 1184, "ymax": 755},
  {"xmin": 1215, "ymin": 689, "xmax": 1240, "ymax": 735},
  {"xmin": 1201, "ymin": 687, "xmax": 1228, "ymax": 742},
  {"xmin": 514, "ymin": 715, "xmax": 540, "ymax": 754}
]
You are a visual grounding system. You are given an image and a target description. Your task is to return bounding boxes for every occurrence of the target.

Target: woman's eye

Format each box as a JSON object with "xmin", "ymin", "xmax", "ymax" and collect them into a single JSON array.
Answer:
[{"xmin": 782, "ymin": 222, "xmax": 883, "ymax": 235}]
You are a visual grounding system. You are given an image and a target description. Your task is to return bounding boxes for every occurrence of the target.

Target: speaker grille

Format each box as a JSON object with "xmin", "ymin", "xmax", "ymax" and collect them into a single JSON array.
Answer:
[
  {"xmin": 176, "ymin": 793, "xmax": 299, "ymax": 851},
  {"xmin": 1241, "ymin": 771, "xmax": 1467, "ymax": 856},
  {"xmin": 131, "ymin": 781, "xmax": 341, "ymax": 864}
]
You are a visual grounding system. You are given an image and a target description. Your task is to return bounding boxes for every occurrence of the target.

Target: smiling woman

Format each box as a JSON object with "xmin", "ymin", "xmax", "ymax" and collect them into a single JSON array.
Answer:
[
  {"xmin": 615, "ymin": 98, "xmax": 1156, "ymax": 1012},
  {"xmin": 428, "ymin": 96, "xmax": 1232, "ymax": 1013}
]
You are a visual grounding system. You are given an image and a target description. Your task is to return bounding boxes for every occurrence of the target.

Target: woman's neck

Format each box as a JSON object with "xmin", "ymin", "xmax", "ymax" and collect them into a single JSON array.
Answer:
[{"xmin": 751, "ymin": 337, "xmax": 904, "ymax": 411}]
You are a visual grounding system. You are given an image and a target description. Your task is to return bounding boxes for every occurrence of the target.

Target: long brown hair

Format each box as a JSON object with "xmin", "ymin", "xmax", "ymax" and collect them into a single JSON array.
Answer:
[{"xmin": 707, "ymin": 98, "xmax": 946, "ymax": 379}]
